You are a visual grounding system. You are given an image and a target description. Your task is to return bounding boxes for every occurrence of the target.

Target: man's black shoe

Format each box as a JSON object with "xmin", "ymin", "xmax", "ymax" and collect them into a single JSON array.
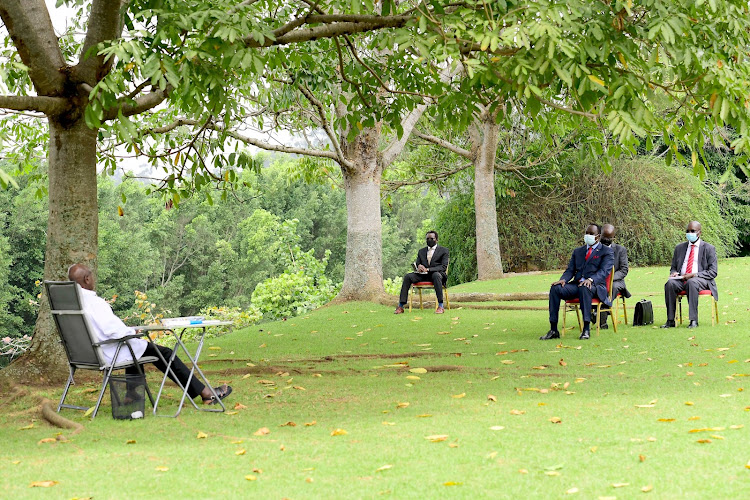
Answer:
[
  {"xmin": 688, "ymin": 320, "xmax": 699, "ymax": 329},
  {"xmin": 599, "ymin": 324, "xmax": 608, "ymax": 330},
  {"xmin": 579, "ymin": 329, "xmax": 590, "ymax": 340},
  {"xmin": 660, "ymin": 320, "xmax": 676, "ymax": 328},
  {"xmin": 539, "ymin": 330, "xmax": 560, "ymax": 340}
]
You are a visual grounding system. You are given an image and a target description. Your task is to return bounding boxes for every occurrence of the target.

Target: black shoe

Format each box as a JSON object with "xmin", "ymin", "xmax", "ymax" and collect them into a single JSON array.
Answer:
[
  {"xmin": 660, "ymin": 320, "xmax": 676, "ymax": 328},
  {"xmin": 688, "ymin": 320, "xmax": 699, "ymax": 329},
  {"xmin": 539, "ymin": 330, "xmax": 560, "ymax": 340},
  {"xmin": 579, "ymin": 329, "xmax": 590, "ymax": 340},
  {"xmin": 599, "ymin": 324, "xmax": 608, "ymax": 330}
]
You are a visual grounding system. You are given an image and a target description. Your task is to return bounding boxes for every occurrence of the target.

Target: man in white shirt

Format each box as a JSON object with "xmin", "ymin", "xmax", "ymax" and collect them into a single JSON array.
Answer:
[
  {"xmin": 68, "ymin": 264, "xmax": 232, "ymax": 404},
  {"xmin": 661, "ymin": 221, "xmax": 719, "ymax": 329}
]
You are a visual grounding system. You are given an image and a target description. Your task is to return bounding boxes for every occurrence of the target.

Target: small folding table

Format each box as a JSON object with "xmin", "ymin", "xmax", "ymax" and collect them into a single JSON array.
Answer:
[{"xmin": 134, "ymin": 319, "xmax": 232, "ymax": 417}]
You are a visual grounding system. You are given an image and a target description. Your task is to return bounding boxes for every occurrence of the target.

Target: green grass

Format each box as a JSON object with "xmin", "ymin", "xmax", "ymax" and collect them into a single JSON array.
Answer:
[{"xmin": 1, "ymin": 257, "xmax": 748, "ymax": 499}]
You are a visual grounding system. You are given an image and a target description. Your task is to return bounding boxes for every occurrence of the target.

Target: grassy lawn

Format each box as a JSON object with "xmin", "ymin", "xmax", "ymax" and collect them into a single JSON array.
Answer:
[{"xmin": 1, "ymin": 257, "xmax": 748, "ymax": 499}]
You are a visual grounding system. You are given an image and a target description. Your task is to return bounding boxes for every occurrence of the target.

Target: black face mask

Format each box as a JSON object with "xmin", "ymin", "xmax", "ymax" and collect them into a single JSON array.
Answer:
[
  {"xmin": 426, "ymin": 238, "xmax": 436, "ymax": 247},
  {"xmin": 600, "ymin": 238, "xmax": 613, "ymax": 246}
]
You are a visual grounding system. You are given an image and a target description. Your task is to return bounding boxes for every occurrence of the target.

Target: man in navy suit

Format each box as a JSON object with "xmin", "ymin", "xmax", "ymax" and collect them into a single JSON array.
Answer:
[
  {"xmin": 395, "ymin": 231, "xmax": 449, "ymax": 314},
  {"xmin": 661, "ymin": 221, "xmax": 718, "ymax": 329},
  {"xmin": 540, "ymin": 224, "xmax": 615, "ymax": 340}
]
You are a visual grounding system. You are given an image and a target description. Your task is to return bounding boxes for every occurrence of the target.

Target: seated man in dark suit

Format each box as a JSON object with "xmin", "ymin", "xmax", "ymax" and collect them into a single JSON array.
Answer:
[
  {"xmin": 540, "ymin": 224, "xmax": 614, "ymax": 341},
  {"xmin": 394, "ymin": 231, "xmax": 449, "ymax": 314},
  {"xmin": 661, "ymin": 221, "xmax": 718, "ymax": 329},
  {"xmin": 598, "ymin": 224, "xmax": 631, "ymax": 329}
]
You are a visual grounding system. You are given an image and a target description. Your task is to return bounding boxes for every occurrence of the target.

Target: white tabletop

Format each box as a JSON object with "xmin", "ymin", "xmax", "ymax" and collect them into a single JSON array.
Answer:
[{"xmin": 134, "ymin": 320, "xmax": 232, "ymax": 331}]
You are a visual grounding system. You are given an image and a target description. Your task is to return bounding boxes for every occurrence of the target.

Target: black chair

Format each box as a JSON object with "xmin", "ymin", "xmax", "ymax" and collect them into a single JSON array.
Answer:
[{"xmin": 45, "ymin": 281, "xmax": 157, "ymax": 418}]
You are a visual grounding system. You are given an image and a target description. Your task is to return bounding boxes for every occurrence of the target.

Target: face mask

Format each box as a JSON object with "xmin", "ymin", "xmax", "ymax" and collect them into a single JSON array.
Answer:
[
  {"xmin": 600, "ymin": 238, "xmax": 612, "ymax": 246},
  {"xmin": 584, "ymin": 234, "xmax": 597, "ymax": 246},
  {"xmin": 426, "ymin": 238, "xmax": 436, "ymax": 247},
  {"xmin": 686, "ymin": 232, "xmax": 699, "ymax": 243}
]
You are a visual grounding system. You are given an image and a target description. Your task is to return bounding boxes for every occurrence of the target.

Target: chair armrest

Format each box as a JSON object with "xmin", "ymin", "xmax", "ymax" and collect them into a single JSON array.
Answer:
[{"xmin": 93, "ymin": 332, "xmax": 150, "ymax": 346}]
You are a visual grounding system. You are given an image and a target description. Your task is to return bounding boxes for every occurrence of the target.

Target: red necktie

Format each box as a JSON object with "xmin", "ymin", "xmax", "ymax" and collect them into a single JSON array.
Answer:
[
  {"xmin": 686, "ymin": 244, "xmax": 696, "ymax": 274},
  {"xmin": 585, "ymin": 247, "xmax": 592, "ymax": 260}
]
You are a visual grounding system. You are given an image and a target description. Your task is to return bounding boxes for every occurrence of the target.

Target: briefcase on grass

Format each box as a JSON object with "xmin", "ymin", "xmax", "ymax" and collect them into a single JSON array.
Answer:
[{"xmin": 632, "ymin": 299, "xmax": 653, "ymax": 326}]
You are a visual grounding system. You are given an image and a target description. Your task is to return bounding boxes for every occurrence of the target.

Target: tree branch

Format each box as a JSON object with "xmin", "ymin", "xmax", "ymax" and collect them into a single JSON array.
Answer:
[
  {"xmin": 72, "ymin": 0, "xmax": 128, "ymax": 85},
  {"xmin": 381, "ymin": 104, "xmax": 427, "ymax": 167},
  {"xmin": 383, "ymin": 162, "xmax": 473, "ymax": 190},
  {"xmin": 0, "ymin": 0, "xmax": 66, "ymax": 95},
  {"xmin": 295, "ymin": 83, "xmax": 352, "ymax": 169},
  {"xmin": 0, "ymin": 94, "xmax": 68, "ymax": 115},
  {"xmin": 244, "ymin": 15, "xmax": 411, "ymax": 47},
  {"xmin": 102, "ymin": 86, "xmax": 171, "ymax": 121},
  {"xmin": 411, "ymin": 129, "xmax": 473, "ymax": 159}
]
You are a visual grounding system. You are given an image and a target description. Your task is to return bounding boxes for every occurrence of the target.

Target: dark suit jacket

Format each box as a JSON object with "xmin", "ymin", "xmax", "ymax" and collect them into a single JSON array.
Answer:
[
  {"xmin": 560, "ymin": 243, "xmax": 615, "ymax": 305},
  {"xmin": 415, "ymin": 245, "xmax": 449, "ymax": 283},
  {"xmin": 609, "ymin": 243, "xmax": 631, "ymax": 298},
  {"xmin": 669, "ymin": 240, "xmax": 719, "ymax": 300}
]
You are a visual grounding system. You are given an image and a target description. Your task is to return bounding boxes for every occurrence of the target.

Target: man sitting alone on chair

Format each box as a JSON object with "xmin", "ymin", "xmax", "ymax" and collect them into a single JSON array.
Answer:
[
  {"xmin": 68, "ymin": 264, "xmax": 232, "ymax": 404},
  {"xmin": 394, "ymin": 231, "xmax": 449, "ymax": 314},
  {"xmin": 660, "ymin": 221, "xmax": 718, "ymax": 329},
  {"xmin": 540, "ymin": 224, "xmax": 614, "ymax": 341}
]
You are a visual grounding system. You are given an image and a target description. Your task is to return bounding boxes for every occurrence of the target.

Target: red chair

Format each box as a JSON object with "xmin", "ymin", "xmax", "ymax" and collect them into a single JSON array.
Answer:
[
  {"xmin": 409, "ymin": 265, "xmax": 450, "ymax": 312},
  {"xmin": 561, "ymin": 267, "xmax": 615, "ymax": 336},
  {"xmin": 677, "ymin": 289, "xmax": 719, "ymax": 326}
]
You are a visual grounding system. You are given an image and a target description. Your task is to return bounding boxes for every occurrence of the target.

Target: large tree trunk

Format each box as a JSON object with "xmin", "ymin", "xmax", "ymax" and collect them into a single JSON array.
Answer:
[
  {"xmin": 2, "ymin": 118, "xmax": 99, "ymax": 384},
  {"xmin": 470, "ymin": 110, "xmax": 505, "ymax": 280},
  {"xmin": 336, "ymin": 126, "xmax": 386, "ymax": 301}
]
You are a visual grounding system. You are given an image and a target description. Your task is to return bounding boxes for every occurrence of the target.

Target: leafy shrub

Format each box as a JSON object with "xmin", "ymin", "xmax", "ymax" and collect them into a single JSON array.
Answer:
[
  {"xmin": 383, "ymin": 277, "xmax": 402, "ymax": 296},
  {"xmin": 251, "ymin": 248, "xmax": 338, "ymax": 320}
]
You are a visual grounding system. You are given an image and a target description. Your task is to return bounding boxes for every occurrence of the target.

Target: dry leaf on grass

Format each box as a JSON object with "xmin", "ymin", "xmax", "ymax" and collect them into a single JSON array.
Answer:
[
  {"xmin": 196, "ymin": 431, "xmax": 208, "ymax": 439},
  {"xmin": 234, "ymin": 403, "xmax": 247, "ymax": 410},
  {"xmin": 489, "ymin": 426, "xmax": 505, "ymax": 431},
  {"xmin": 155, "ymin": 466, "xmax": 169, "ymax": 472},
  {"xmin": 245, "ymin": 475, "xmax": 257, "ymax": 481},
  {"xmin": 443, "ymin": 481, "xmax": 462, "ymax": 486},
  {"xmin": 425, "ymin": 434, "xmax": 449, "ymax": 442},
  {"xmin": 396, "ymin": 402, "xmax": 410, "ymax": 409},
  {"xmin": 566, "ymin": 487, "xmax": 579, "ymax": 494},
  {"xmin": 29, "ymin": 481, "xmax": 58, "ymax": 488},
  {"xmin": 642, "ymin": 485, "xmax": 654, "ymax": 492},
  {"xmin": 375, "ymin": 465, "xmax": 393, "ymax": 472},
  {"xmin": 452, "ymin": 393, "xmax": 466, "ymax": 399},
  {"xmin": 510, "ymin": 409, "xmax": 525, "ymax": 415},
  {"xmin": 235, "ymin": 449, "xmax": 246, "ymax": 455},
  {"xmin": 549, "ymin": 417, "xmax": 562, "ymax": 424},
  {"xmin": 331, "ymin": 428, "xmax": 348, "ymax": 436},
  {"xmin": 410, "ymin": 368, "xmax": 427, "ymax": 374},
  {"xmin": 254, "ymin": 427, "xmax": 271, "ymax": 436}
]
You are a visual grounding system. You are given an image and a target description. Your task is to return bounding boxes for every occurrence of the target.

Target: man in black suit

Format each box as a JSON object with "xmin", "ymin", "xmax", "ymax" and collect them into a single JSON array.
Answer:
[
  {"xmin": 661, "ymin": 221, "xmax": 718, "ymax": 329},
  {"xmin": 599, "ymin": 224, "xmax": 631, "ymax": 329},
  {"xmin": 540, "ymin": 224, "xmax": 614, "ymax": 340},
  {"xmin": 395, "ymin": 231, "xmax": 449, "ymax": 314}
]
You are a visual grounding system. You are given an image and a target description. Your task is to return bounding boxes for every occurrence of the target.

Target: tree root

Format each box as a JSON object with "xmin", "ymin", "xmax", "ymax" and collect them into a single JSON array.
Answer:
[
  {"xmin": 2, "ymin": 381, "xmax": 84, "ymax": 434},
  {"xmin": 40, "ymin": 398, "xmax": 84, "ymax": 434}
]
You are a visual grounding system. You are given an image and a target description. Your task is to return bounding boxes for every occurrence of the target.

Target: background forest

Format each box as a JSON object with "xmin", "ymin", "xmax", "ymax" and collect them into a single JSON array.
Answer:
[{"xmin": 1, "ymin": 142, "xmax": 748, "ymax": 340}]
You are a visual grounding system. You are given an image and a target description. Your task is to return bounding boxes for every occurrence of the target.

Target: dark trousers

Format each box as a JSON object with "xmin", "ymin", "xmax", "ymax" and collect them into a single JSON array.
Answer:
[
  {"xmin": 549, "ymin": 283, "xmax": 594, "ymax": 324},
  {"xmin": 600, "ymin": 281, "xmax": 626, "ymax": 325},
  {"xmin": 664, "ymin": 277, "xmax": 712, "ymax": 322},
  {"xmin": 127, "ymin": 343, "xmax": 205, "ymax": 399},
  {"xmin": 400, "ymin": 272, "xmax": 444, "ymax": 304}
]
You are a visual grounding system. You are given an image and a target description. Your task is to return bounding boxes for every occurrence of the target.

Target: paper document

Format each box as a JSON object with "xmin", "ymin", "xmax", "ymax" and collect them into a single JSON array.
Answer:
[
  {"xmin": 668, "ymin": 275, "xmax": 684, "ymax": 280},
  {"xmin": 413, "ymin": 263, "xmax": 428, "ymax": 274}
]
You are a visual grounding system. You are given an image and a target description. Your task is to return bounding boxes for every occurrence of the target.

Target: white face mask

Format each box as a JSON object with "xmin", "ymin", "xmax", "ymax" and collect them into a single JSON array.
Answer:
[{"xmin": 584, "ymin": 234, "xmax": 597, "ymax": 247}]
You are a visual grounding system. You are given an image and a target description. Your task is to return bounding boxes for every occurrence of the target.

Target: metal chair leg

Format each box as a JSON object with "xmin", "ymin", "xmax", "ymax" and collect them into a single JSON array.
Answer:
[{"xmin": 57, "ymin": 367, "xmax": 76, "ymax": 412}]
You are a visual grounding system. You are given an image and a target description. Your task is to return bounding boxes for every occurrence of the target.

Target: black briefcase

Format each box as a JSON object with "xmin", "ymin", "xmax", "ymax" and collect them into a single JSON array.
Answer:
[{"xmin": 632, "ymin": 299, "xmax": 654, "ymax": 326}]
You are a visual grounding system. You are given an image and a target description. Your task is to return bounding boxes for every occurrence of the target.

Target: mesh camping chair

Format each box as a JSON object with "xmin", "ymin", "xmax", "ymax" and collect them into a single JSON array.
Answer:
[{"xmin": 45, "ymin": 281, "xmax": 157, "ymax": 418}]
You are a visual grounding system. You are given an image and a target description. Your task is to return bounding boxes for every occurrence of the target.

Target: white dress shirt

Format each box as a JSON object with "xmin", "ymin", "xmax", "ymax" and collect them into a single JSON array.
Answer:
[
  {"xmin": 427, "ymin": 245, "xmax": 435, "ymax": 264},
  {"xmin": 680, "ymin": 240, "xmax": 701, "ymax": 275},
  {"xmin": 79, "ymin": 286, "xmax": 147, "ymax": 365}
]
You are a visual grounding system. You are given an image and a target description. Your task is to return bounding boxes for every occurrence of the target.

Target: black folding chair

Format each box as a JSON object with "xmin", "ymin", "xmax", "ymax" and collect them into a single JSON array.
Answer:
[{"xmin": 45, "ymin": 281, "xmax": 158, "ymax": 418}]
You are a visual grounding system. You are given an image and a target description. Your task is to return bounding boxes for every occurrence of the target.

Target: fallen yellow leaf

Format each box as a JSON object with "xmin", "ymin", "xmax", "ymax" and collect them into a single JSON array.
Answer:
[
  {"xmin": 331, "ymin": 428, "xmax": 348, "ymax": 436},
  {"xmin": 642, "ymin": 485, "xmax": 654, "ymax": 492},
  {"xmin": 510, "ymin": 409, "xmax": 526, "ymax": 415},
  {"xmin": 196, "ymin": 431, "xmax": 208, "ymax": 439},
  {"xmin": 549, "ymin": 417, "xmax": 562, "ymax": 424},
  {"xmin": 487, "ymin": 395, "xmax": 497, "ymax": 402},
  {"xmin": 425, "ymin": 434, "xmax": 449, "ymax": 442},
  {"xmin": 566, "ymin": 487, "xmax": 579, "ymax": 494},
  {"xmin": 452, "ymin": 393, "xmax": 466, "ymax": 399},
  {"xmin": 410, "ymin": 368, "xmax": 428, "ymax": 374},
  {"xmin": 37, "ymin": 438, "xmax": 57, "ymax": 444},
  {"xmin": 254, "ymin": 427, "xmax": 271, "ymax": 436},
  {"xmin": 406, "ymin": 375, "xmax": 421, "ymax": 380},
  {"xmin": 29, "ymin": 481, "xmax": 58, "ymax": 488},
  {"xmin": 245, "ymin": 475, "xmax": 257, "ymax": 481},
  {"xmin": 126, "ymin": 439, "xmax": 136, "ymax": 444},
  {"xmin": 304, "ymin": 421, "xmax": 317, "ymax": 426},
  {"xmin": 234, "ymin": 402, "xmax": 248, "ymax": 410},
  {"xmin": 155, "ymin": 466, "xmax": 169, "ymax": 472},
  {"xmin": 375, "ymin": 464, "xmax": 393, "ymax": 472},
  {"xmin": 18, "ymin": 424, "xmax": 34, "ymax": 430},
  {"xmin": 382, "ymin": 421, "xmax": 395, "ymax": 426},
  {"xmin": 396, "ymin": 402, "xmax": 410, "ymax": 409},
  {"xmin": 443, "ymin": 481, "xmax": 462, "ymax": 486},
  {"xmin": 280, "ymin": 421, "xmax": 296, "ymax": 427},
  {"xmin": 235, "ymin": 449, "xmax": 246, "ymax": 455},
  {"xmin": 612, "ymin": 482, "xmax": 629, "ymax": 488},
  {"xmin": 489, "ymin": 426, "xmax": 505, "ymax": 431}
]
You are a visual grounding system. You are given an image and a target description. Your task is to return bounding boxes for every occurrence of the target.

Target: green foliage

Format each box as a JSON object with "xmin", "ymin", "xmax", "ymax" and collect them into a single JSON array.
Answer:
[
  {"xmin": 251, "ymin": 248, "xmax": 338, "ymax": 321},
  {"xmin": 438, "ymin": 156, "xmax": 738, "ymax": 285}
]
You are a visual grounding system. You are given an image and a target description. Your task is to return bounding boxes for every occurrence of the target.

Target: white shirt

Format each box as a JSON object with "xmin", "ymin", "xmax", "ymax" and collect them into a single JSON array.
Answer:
[
  {"xmin": 79, "ymin": 286, "xmax": 147, "ymax": 365},
  {"xmin": 680, "ymin": 239, "xmax": 701, "ymax": 275}
]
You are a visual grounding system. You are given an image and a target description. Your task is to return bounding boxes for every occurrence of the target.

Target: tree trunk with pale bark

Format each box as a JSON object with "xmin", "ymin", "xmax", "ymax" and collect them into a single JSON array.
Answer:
[
  {"xmin": 3, "ymin": 119, "xmax": 99, "ymax": 383},
  {"xmin": 470, "ymin": 109, "xmax": 505, "ymax": 280}
]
